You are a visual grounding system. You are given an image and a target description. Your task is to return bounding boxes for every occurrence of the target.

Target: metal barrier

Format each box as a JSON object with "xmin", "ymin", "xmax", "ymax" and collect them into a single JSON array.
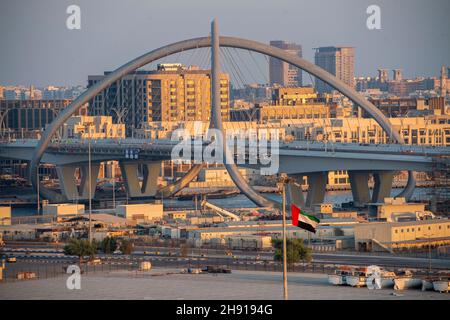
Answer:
[{"xmin": 1, "ymin": 254, "xmax": 448, "ymax": 284}]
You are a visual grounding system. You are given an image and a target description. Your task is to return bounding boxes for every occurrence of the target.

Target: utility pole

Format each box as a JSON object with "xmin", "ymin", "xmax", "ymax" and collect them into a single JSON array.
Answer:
[
  {"xmin": 282, "ymin": 180, "xmax": 288, "ymax": 300},
  {"xmin": 112, "ymin": 163, "xmax": 116, "ymax": 211},
  {"xmin": 36, "ymin": 166, "xmax": 40, "ymax": 215},
  {"xmin": 88, "ymin": 129, "xmax": 92, "ymax": 244},
  {"xmin": 424, "ymin": 233, "xmax": 434, "ymax": 275},
  {"xmin": 279, "ymin": 173, "xmax": 289, "ymax": 300}
]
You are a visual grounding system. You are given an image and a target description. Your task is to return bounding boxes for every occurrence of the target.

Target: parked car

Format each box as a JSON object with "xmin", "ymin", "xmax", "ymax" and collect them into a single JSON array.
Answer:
[
  {"xmin": 6, "ymin": 255, "xmax": 17, "ymax": 263},
  {"xmin": 202, "ymin": 265, "xmax": 231, "ymax": 274},
  {"xmin": 88, "ymin": 258, "xmax": 102, "ymax": 265}
]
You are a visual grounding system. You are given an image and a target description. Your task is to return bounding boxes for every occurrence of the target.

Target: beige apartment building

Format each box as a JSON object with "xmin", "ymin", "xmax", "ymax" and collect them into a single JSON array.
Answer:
[
  {"xmin": 281, "ymin": 115, "xmax": 450, "ymax": 146},
  {"xmin": 256, "ymin": 87, "xmax": 332, "ymax": 122},
  {"xmin": 279, "ymin": 115, "xmax": 450, "ymax": 189},
  {"xmin": 134, "ymin": 120, "xmax": 286, "ymax": 141},
  {"xmin": 257, "ymin": 104, "xmax": 331, "ymax": 122},
  {"xmin": 59, "ymin": 115, "xmax": 125, "ymax": 180},
  {"xmin": 61, "ymin": 115, "xmax": 125, "ymax": 139},
  {"xmin": 272, "ymin": 87, "xmax": 322, "ymax": 105},
  {"xmin": 88, "ymin": 64, "xmax": 229, "ymax": 132},
  {"xmin": 134, "ymin": 114, "xmax": 450, "ymax": 190},
  {"xmin": 145, "ymin": 64, "xmax": 229, "ymax": 122}
]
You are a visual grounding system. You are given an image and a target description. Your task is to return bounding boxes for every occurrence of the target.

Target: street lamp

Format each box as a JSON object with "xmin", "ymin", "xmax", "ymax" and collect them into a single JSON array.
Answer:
[
  {"xmin": 423, "ymin": 232, "xmax": 434, "ymax": 275},
  {"xmin": 112, "ymin": 162, "xmax": 116, "ymax": 211},
  {"xmin": 87, "ymin": 126, "xmax": 92, "ymax": 244},
  {"xmin": 36, "ymin": 166, "xmax": 40, "ymax": 215},
  {"xmin": 277, "ymin": 173, "xmax": 290, "ymax": 300}
]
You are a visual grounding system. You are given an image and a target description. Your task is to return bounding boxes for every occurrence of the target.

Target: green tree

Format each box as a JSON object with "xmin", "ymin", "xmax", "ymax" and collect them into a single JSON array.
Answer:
[
  {"xmin": 180, "ymin": 244, "xmax": 189, "ymax": 257},
  {"xmin": 273, "ymin": 238, "xmax": 312, "ymax": 264},
  {"xmin": 118, "ymin": 238, "xmax": 134, "ymax": 255},
  {"xmin": 64, "ymin": 239, "xmax": 97, "ymax": 263},
  {"xmin": 100, "ymin": 236, "xmax": 117, "ymax": 254}
]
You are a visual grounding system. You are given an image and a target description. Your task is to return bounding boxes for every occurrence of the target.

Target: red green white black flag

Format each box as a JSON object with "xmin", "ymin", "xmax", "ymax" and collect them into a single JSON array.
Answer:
[{"xmin": 291, "ymin": 203, "xmax": 320, "ymax": 233}]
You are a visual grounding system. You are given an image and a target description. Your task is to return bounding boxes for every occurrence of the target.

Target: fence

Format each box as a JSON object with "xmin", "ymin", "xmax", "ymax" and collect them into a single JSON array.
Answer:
[
  {"xmin": 0, "ymin": 260, "xmax": 139, "ymax": 283},
  {"xmin": 2, "ymin": 254, "xmax": 448, "ymax": 284}
]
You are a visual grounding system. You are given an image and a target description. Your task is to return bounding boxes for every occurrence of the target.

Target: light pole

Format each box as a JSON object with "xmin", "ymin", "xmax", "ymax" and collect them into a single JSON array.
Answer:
[
  {"xmin": 36, "ymin": 165, "xmax": 40, "ymax": 215},
  {"xmin": 278, "ymin": 173, "xmax": 289, "ymax": 300},
  {"xmin": 88, "ymin": 128, "xmax": 92, "ymax": 244},
  {"xmin": 423, "ymin": 232, "xmax": 434, "ymax": 275},
  {"xmin": 112, "ymin": 163, "xmax": 116, "ymax": 211}
]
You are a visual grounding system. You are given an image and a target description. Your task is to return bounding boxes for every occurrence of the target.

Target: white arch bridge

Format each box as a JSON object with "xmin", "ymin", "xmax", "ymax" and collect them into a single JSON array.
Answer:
[{"xmin": 16, "ymin": 20, "xmax": 446, "ymax": 210}]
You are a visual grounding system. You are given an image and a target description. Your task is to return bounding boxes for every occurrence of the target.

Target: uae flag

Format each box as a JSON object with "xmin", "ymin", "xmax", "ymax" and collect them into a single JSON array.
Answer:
[{"xmin": 291, "ymin": 204, "xmax": 320, "ymax": 233}]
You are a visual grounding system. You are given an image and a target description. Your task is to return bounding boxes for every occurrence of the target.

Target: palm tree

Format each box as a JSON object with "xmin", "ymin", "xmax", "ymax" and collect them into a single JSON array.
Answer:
[{"xmin": 64, "ymin": 239, "xmax": 97, "ymax": 263}]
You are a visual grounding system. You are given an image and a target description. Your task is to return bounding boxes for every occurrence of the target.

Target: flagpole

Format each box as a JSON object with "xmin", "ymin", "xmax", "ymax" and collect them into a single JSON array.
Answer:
[{"xmin": 281, "ymin": 174, "xmax": 289, "ymax": 300}]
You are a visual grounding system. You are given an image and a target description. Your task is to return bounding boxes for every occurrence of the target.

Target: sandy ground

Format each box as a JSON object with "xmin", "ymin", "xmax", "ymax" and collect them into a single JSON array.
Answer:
[{"xmin": 0, "ymin": 268, "xmax": 449, "ymax": 300}]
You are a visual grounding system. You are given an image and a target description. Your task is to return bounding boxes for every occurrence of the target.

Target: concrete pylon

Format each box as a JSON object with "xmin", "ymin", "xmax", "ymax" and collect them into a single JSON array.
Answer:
[
  {"xmin": 120, "ymin": 161, "xmax": 161, "ymax": 198},
  {"xmin": 286, "ymin": 175, "xmax": 305, "ymax": 208},
  {"xmin": 372, "ymin": 171, "xmax": 394, "ymax": 203},
  {"xmin": 79, "ymin": 164, "xmax": 100, "ymax": 200},
  {"xmin": 305, "ymin": 172, "xmax": 327, "ymax": 208},
  {"xmin": 56, "ymin": 164, "xmax": 100, "ymax": 201},
  {"xmin": 348, "ymin": 171, "xmax": 371, "ymax": 207},
  {"xmin": 157, "ymin": 164, "xmax": 204, "ymax": 198},
  {"xmin": 56, "ymin": 165, "xmax": 78, "ymax": 201}
]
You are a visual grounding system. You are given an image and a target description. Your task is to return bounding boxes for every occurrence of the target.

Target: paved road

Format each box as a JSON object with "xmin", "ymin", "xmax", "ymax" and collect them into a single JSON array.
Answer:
[{"xmin": 2, "ymin": 269, "xmax": 449, "ymax": 300}]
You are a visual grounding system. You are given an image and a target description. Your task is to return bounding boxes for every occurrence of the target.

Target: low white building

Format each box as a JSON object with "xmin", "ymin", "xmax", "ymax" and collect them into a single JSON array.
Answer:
[
  {"xmin": 161, "ymin": 226, "xmax": 181, "ymax": 239},
  {"xmin": 43, "ymin": 203, "xmax": 85, "ymax": 217},
  {"xmin": 368, "ymin": 197, "xmax": 434, "ymax": 222},
  {"xmin": 116, "ymin": 203, "xmax": 163, "ymax": 222},
  {"xmin": 0, "ymin": 224, "xmax": 38, "ymax": 240},
  {"xmin": 0, "ymin": 207, "xmax": 11, "ymax": 226}
]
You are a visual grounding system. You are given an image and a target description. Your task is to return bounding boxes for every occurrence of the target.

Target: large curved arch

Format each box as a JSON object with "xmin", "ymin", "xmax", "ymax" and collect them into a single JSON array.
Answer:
[{"xmin": 30, "ymin": 35, "xmax": 415, "ymax": 204}]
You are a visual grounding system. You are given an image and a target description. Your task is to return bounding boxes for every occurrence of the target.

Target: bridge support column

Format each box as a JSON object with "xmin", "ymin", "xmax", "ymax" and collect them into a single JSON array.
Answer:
[
  {"xmin": 348, "ymin": 171, "xmax": 371, "ymax": 207},
  {"xmin": 287, "ymin": 175, "xmax": 305, "ymax": 208},
  {"xmin": 56, "ymin": 165, "xmax": 78, "ymax": 201},
  {"xmin": 372, "ymin": 171, "xmax": 394, "ymax": 203},
  {"xmin": 120, "ymin": 161, "xmax": 161, "ymax": 198},
  {"xmin": 79, "ymin": 164, "xmax": 100, "ymax": 200},
  {"xmin": 305, "ymin": 172, "xmax": 327, "ymax": 208},
  {"xmin": 56, "ymin": 164, "xmax": 100, "ymax": 201}
]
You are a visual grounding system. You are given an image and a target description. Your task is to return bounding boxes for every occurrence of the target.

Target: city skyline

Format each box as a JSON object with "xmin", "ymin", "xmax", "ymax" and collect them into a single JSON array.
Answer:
[
  {"xmin": 0, "ymin": 0, "xmax": 449, "ymax": 87},
  {"xmin": 1, "ymin": 2, "xmax": 450, "ymax": 303}
]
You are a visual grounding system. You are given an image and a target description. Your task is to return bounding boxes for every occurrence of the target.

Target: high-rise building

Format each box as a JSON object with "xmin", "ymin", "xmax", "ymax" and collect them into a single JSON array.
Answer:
[
  {"xmin": 393, "ymin": 69, "xmax": 403, "ymax": 81},
  {"xmin": 88, "ymin": 64, "xmax": 229, "ymax": 134},
  {"xmin": 378, "ymin": 69, "xmax": 389, "ymax": 83},
  {"xmin": 441, "ymin": 65, "xmax": 447, "ymax": 97},
  {"xmin": 314, "ymin": 46, "xmax": 355, "ymax": 93},
  {"xmin": 269, "ymin": 41, "xmax": 303, "ymax": 87}
]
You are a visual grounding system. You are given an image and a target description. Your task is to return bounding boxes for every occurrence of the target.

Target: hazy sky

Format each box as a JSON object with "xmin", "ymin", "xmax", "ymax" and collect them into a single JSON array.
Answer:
[{"xmin": 1, "ymin": 0, "xmax": 449, "ymax": 87}]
